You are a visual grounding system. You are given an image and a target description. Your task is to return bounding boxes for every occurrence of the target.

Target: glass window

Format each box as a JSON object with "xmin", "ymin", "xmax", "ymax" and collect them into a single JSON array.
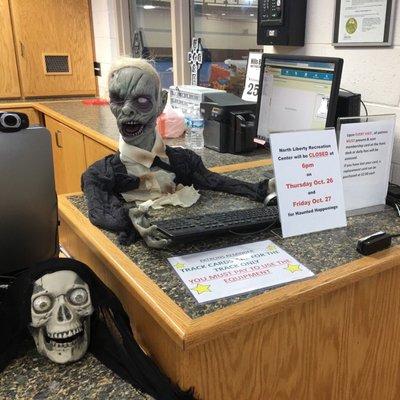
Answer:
[
  {"xmin": 192, "ymin": 0, "xmax": 261, "ymax": 96},
  {"xmin": 129, "ymin": 0, "xmax": 173, "ymax": 89}
]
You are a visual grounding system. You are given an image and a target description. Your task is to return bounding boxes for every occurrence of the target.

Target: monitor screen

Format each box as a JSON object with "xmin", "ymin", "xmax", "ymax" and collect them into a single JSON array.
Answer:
[{"xmin": 256, "ymin": 55, "xmax": 343, "ymax": 140}]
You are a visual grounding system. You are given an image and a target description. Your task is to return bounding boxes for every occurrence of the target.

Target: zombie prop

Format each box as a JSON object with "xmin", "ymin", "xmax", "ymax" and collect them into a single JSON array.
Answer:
[
  {"xmin": 82, "ymin": 58, "xmax": 272, "ymax": 248},
  {"xmin": 0, "ymin": 258, "xmax": 195, "ymax": 400}
]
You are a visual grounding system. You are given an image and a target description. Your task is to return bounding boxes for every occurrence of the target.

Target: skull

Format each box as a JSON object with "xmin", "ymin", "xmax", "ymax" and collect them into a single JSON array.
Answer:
[{"xmin": 30, "ymin": 270, "xmax": 94, "ymax": 364}]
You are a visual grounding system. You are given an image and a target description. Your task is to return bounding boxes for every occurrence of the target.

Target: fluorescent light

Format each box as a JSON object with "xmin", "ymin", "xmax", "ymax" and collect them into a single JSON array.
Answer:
[
  {"xmin": 250, "ymin": 13, "xmax": 254, "ymax": 16},
  {"xmin": 143, "ymin": 5, "xmax": 156, "ymax": 9}
]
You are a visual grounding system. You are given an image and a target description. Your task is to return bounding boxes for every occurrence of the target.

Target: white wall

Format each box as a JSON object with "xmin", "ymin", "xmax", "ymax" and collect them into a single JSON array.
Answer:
[
  {"xmin": 264, "ymin": 0, "xmax": 400, "ymax": 184},
  {"xmin": 91, "ymin": 0, "xmax": 120, "ymax": 98}
]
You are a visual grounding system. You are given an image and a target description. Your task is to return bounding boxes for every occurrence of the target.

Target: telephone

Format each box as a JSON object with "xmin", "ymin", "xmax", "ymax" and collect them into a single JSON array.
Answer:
[
  {"xmin": 257, "ymin": 0, "xmax": 307, "ymax": 46},
  {"xmin": 259, "ymin": 0, "xmax": 284, "ymax": 27}
]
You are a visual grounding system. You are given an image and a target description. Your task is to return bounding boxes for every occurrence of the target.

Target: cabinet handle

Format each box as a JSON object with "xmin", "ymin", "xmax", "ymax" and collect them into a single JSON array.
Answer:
[
  {"xmin": 20, "ymin": 41, "xmax": 25, "ymax": 57},
  {"xmin": 55, "ymin": 130, "xmax": 63, "ymax": 148}
]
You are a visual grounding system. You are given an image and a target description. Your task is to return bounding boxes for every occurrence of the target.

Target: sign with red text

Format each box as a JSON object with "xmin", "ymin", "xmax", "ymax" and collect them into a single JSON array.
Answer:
[
  {"xmin": 338, "ymin": 117, "xmax": 395, "ymax": 211},
  {"xmin": 270, "ymin": 128, "xmax": 347, "ymax": 238},
  {"xmin": 168, "ymin": 240, "xmax": 314, "ymax": 304}
]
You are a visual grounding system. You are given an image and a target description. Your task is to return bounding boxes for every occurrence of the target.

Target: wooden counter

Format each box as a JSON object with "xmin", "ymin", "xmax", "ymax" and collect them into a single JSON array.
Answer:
[
  {"xmin": 4, "ymin": 100, "xmax": 400, "ymax": 399},
  {"xmin": 58, "ymin": 190, "xmax": 400, "ymax": 400}
]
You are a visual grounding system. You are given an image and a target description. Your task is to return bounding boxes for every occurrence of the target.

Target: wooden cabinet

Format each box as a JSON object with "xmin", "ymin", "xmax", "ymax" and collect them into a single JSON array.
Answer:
[
  {"xmin": 0, "ymin": 0, "xmax": 21, "ymax": 98},
  {"xmin": 4, "ymin": 0, "xmax": 96, "ymax": 98},
  {"xmin": 84, "ymin": 136, "xmax": 114, "ymax": 167},
  {"xmin": 16, "ymin": 107, "xmax": 42, "ymax": 125},
  {"xmin": 45, "ymin": 116, "xmax": 86, "ymax": 194}
]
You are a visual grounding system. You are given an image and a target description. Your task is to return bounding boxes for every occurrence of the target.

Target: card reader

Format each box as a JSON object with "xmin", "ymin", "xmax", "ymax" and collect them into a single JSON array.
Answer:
[{"xmin": 356, "ymin": 231, "xmax": 392, "ymax": 255}]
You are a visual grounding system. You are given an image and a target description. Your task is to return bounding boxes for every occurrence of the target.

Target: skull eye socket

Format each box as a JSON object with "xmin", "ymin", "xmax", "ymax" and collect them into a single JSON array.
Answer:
[
  {"xmin": 32, "ymin": 295, "xmax": 53, "ymax": 313},
  {"xmin": 135, "ymin": 96, "xmax": 152, "ymax": 112},
  {"xmin": 68, "ymin": 288, "xmax": 89, "ymax": 306}
]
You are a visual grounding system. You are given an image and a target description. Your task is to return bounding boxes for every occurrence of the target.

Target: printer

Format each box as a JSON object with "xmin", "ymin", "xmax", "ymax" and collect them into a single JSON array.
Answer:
[{"xmin": 200, "ymin": 92, "xmax": 257, "ymax": 154}]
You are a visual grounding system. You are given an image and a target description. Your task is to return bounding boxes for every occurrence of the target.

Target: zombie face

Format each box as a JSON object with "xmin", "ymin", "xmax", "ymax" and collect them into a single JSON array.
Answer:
[
  {"xmin": 109, "ymin": 64, "xmax": 166, "ymax": 151},
  {"xmin": 30, "ymin": 270, "xmax": 93, "ymax": 364}
]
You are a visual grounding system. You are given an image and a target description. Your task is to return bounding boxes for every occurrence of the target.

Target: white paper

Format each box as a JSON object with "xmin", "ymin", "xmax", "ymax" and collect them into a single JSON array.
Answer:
[
  {"xmin": 270, "ymin": 129, "xmax": 347, "ymax": 238},
  {"xmin": 242, "ymin": 52, "xmax": 262, "ymax": 102},
  {"xmin": 338, "ymin": 118, "xmax": 395, "ymax": 211},
  {"xmin": 168, "ymin": 240, "xmax": 314, "ymax": 304},
  {"xmin": 338, "ymin": 0, "xmax": 388, "ymax": 43}
]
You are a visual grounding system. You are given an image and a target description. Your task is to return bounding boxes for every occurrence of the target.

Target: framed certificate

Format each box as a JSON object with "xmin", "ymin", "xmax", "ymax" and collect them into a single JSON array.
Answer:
[{"xmin": 333, "ymin": 0, "xmax": 396, "ymax": 46}]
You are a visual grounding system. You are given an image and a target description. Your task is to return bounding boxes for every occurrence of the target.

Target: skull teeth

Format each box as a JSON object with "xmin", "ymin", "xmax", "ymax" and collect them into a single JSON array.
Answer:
[{"xmin": 47, "ymin": 327, "xmax": 83, "ymax": 339}]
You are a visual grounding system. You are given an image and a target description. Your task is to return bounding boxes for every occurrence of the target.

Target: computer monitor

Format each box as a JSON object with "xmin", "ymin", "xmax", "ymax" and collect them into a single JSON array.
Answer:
[{"xmin": 255, "ymin": 54, "xmax": 343, "ymax": 141}]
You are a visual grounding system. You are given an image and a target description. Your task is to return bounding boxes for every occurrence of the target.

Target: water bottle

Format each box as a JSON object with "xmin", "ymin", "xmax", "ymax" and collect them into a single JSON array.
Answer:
[{"xmin": 185, "ymin": 111, "xmax": 204, "ymax": 150}]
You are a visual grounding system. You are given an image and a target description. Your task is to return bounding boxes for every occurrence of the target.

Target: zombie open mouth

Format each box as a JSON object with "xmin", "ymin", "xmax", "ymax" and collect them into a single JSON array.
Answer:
[
  {"xmin": 121, "ymin": 121, "xmax": 144, "ymax": 137},
  {"xmin": 45, "ymin": 327, "xmax": 84, "ymax": 345}
]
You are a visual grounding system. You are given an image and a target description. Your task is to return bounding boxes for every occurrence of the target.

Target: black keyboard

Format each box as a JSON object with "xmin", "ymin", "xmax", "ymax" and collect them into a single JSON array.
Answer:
[{"xmin": 153, "ymin": 206, "xmax": 280, "ymax": 242}]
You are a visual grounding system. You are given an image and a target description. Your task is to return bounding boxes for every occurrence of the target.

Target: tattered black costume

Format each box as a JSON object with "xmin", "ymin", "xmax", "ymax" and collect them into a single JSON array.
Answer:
[
  {"xmin": 82, "ymin": 146, "xmax": 268, "ymax": 244},
  {"xmin": 0, "ymin": 258, "xmax": 195, "ymax": 400}
]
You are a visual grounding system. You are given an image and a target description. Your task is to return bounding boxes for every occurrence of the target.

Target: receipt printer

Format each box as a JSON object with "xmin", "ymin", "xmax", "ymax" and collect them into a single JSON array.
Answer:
[{"xmin": 200, "ymin": 92, "xmax": 257, "ymax": 154}]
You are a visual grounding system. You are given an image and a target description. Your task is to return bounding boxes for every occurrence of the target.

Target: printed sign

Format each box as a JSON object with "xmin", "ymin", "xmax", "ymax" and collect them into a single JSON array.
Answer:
[
  {"xmin": 168, "ymin": 240, "xmax": 314, "ymax": 304},
  {"xmin": 270, "ymin": 128, "xmax": 347, "ymax": 238},
  {"xmin": 242, "ymin": 52, "xmax": 262, "ymax": 102},
  {"xmin": 338, "ymin": 117, "xmax": 395, "ymax": 211}
]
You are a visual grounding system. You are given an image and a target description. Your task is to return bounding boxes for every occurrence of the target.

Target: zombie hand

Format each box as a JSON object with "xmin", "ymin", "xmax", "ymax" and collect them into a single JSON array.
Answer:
[
  {"xmin": 264, "ymin": 178, "xmax": 277, "ymax": 206},
  {"xmin": 129, "ymin": 206, "xmax": 170, "ymax": 249}
]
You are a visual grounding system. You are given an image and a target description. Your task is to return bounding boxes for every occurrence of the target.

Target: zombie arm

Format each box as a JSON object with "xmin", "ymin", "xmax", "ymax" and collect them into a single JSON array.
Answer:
[
  {"xmin": 167, "ymin": 147, "xmax": 270, "ymax": 202},
  {"xmin": 81, "ymin": 155, "xmax": 139, "ymax": 244}
]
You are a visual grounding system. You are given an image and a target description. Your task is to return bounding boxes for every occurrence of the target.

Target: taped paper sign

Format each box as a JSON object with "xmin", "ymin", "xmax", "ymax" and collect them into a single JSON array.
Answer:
[{"xmin": 168, "ymin": 240, "xmax": 314, "ymax": 303}]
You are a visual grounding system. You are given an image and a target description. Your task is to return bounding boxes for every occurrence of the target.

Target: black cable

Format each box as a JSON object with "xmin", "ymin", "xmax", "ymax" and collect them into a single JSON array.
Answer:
[
  {"xmin": 228, "ymin": 220, "xmax": 278, "ymax": 237},
  {"xmin": 340, "ymin": 87, "xmax": 368, "ymax": 116}
]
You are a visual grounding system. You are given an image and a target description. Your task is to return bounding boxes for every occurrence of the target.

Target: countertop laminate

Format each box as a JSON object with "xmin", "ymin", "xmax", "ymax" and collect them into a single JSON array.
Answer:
[
  {"xmin": 0, "ymin": 340, "xmax": 153, "ymax": 400},
  {"xmin": 69, "ymin": 166, "xmax": 400, "ymax": 319},
  {"xmin": 39, "ymin": 100, "xmax": 269, "ymax": 168}
]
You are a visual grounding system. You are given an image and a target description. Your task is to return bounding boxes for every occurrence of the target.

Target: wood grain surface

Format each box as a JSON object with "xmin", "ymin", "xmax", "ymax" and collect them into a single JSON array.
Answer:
[
  {"xmin": 46, "ymin": 115, "xmax": 86, "ymax": 194},
  {"xmin": 9, "ymin": 0, "xmax": 96, "ymax": 97},
  {"xmin": 180, "ymin": 266, "xmax": 400, "ymax": 400},
  {"xmin": 84, "ymin": 136, "xmax": 114, "ymax": 167},
  {"xmin": 0, "ymin": 0, "xmax": 21, "ymax": 98}
]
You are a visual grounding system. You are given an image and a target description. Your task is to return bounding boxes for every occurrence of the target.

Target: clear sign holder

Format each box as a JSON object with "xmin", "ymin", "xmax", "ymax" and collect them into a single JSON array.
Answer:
[{"xmin": 337, "ymin": 114, "xmax": 396, "ymax": 217}]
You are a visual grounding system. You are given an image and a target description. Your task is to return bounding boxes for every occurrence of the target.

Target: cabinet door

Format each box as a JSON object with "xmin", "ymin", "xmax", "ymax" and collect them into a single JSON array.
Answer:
[
  {"xmin": 0, "ymin": 0, "xmax": 21, "ymax": 98},
  {"xmin": 10, "ymin": 0, "xmax": 96, "ymax": 97},
  {"xmin": 84, "ymin": 136, "xmax": 114, "ymax": 168},
  {"xmin": 46, "ymin": 116, "xmax": 86, "ymax": 194}
]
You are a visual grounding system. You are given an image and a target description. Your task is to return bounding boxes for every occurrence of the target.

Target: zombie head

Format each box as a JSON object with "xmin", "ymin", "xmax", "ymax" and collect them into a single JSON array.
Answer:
[
  {"xmin": 108, "ymin": 58, "xmax": 168, "ymax": 150},
  {"xmin": 30, "ymin": 270, "xmax": 93, "ymax": 364}
]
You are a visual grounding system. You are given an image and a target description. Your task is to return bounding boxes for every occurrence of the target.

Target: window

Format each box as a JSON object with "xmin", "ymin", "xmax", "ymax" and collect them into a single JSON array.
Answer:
[
  {"xmin": 192, "ymin": 0, "xmax": 261, "ymax": 95},
  {"xmin": 129, "ymin": 0, "xmax": 174, "ymax": 88},
  {"xmin": 126, "ymin": 0, "xmax": 261, "ymax": 91}
]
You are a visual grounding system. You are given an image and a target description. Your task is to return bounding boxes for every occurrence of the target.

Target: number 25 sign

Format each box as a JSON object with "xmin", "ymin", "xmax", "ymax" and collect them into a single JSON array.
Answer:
[{"xmin": 242, "ymin": 52, "xmax": 262, "ymax": 102}]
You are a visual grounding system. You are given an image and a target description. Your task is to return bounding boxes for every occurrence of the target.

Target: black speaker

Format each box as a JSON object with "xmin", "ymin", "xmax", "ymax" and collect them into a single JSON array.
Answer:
[{"xmin": 335, "ymin": 90, "xmax": 361, "ymax": 121}]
